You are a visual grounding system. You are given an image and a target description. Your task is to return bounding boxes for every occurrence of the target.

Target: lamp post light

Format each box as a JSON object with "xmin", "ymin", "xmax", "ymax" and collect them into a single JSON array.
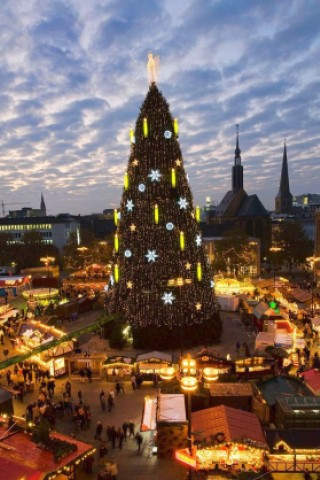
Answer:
[
  {"xmin": 40, "ymin": 256, "xmax": 55, "ymax": 294},
  {"xmin": 167, "ymin": 277, "xmax": 192, "ymax": 358},
  {"xmin": 306, "ymin": 256, "xmax": 320, "ymax": 317},
  {"xmin": 160, "ymin": 354, "xmax": 218, "ymax": 480},
  {"xmin": 269, "ymin": 247, "xmax": 283, "ymax": 292}
]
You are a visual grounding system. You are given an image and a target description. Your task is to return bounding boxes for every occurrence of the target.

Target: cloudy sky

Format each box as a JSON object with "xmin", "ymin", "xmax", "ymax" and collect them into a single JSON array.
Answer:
[{"xmin": 0, "ymin": 0, "xmax": 319, "ymax": 216}]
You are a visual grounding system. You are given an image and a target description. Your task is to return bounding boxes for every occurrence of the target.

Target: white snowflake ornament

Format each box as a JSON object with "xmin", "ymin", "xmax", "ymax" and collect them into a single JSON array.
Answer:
[{"xmin": 162, "ymin": 291, "xmax": 175, "ymax": 305}]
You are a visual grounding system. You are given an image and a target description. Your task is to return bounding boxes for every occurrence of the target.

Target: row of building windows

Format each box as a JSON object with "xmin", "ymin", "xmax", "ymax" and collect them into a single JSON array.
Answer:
[
  {"xmin": 8, "ymin": 239, "xmax": 53, "ymax": 245},
  {"xmin": 10, "ymin": 232, "xmax": 52, "ymax": 239},
  {"xmin": 0, "ymin": 224, "xmax": 52, "ymax": 231}
]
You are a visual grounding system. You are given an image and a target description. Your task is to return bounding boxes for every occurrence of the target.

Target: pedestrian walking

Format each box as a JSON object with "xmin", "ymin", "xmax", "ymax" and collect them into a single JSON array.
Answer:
[
  {"xmin": 107, "ymin": 393, "xmax": 114, "ymax": 412},
  {"xmin": 100, "ymin": 390, "xmax": 106, "ymax": 411},
  {"xmin": 122, "ymin": 421, "xmax": 128, "ymax": 441},
  {"xmin": 110, "ymin": 426, "xmax": 117, "ymax": 449},
  {"xmin": 117, "ymin": 427, "xmax": 124, "ymax": 450},
  {"xmin": 77, "ymin": 389, "xmax": 82, "ymax": 403},
  {"xmin": 129, "ymin": 420, "xmax": 135, "ymax": 438},
  {"xmin": 94, "ymin": 421, "xmax": 103, "ymax": 441},
  {"xmin": 99, "ymin": 441, "xmax": 108, "ymax": 458},
  {"xmin": 131, "ymin": 374, "xmax": 136, "ymax": 390},
  {"xmin": 135, "ymin": 432, "xmax": 143, "ymax": 452}
]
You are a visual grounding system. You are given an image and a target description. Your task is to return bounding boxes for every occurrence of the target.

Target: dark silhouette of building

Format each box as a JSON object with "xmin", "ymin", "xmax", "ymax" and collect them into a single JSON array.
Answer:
[
  {"xmin": 275, "ymin": 140, "xmax": 293, "ymax": 214},
  {"xmin": 211, "ymin": 126, "xmax": 271, "ymax": 257}
]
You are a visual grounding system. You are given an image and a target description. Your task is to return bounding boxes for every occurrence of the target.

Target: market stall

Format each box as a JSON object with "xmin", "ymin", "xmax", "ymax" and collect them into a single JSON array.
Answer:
[
  {"xmin": 135, "ymin": 351, "xmax": 176, "ymax": 381},
  {"xmin": 235, "ymin": 356, "xmax": 275, "ymax": 379},
  {"xmin": 15, "ymin": 320, "xmax": 73, "ymax": 377},
  {"xmin": 0, "ymin": 415, "xmax": 95, "ymax": 480},
  {"xmin": 266, "ymin": 429, "xmax": 320, "ymax": 473},
  {"xmin": 65, "ymin": 353, "xmax": 106, "ymax": 380},
  {"xmin": 185, "ymin": 405, "xmax": 268, "ymax": 474},
  {"xmin": 103, "ymin": 355, "xmax": 135, "ymax": 380},
  {"xmin": 194, "ymin": 349, "xmax": 234, "ymax": 380}
]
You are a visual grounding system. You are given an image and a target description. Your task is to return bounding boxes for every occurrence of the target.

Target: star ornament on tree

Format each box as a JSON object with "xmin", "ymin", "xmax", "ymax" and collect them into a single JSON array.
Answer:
[
  {"xmin": 162, "ymin": 291, "xmax": 175, "ymax": 305},
  {"xmin": 178, "ymin": 197, "xmax": 189, "ymax": 210},
  {"xmin": 126, "ymin": 200, "xmax": 134, "ymax": 211},
  {"xmin": 195, "ymin": 234, "xmax": 202, "ymax": 246},
  {"xmin": 148, "ymin": 169, "xmax": 162, "ymax": 182},
  {"xmin": 145, "ymin": 249, "xmax": 158, "ymax": 262}
]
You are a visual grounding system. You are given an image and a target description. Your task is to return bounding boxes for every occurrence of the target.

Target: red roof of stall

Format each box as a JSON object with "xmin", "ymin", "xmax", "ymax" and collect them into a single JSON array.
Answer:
[
  {"xmin": 192, "ymin": 405, "xmax": 267, "ymax": 446},
  {"xmin": 0, "ymin": 425, "xmax": 94, "ymax": 480}
]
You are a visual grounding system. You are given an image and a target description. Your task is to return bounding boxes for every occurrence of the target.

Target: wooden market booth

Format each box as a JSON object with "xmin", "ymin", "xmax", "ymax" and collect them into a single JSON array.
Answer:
[
  {"xmin": 265, "ymin": 429, "xmax": 320, "ymax": 473},
  {"xmin": 135, "ymin": 351, "xmax": 176, "ymax": 381},
  {"xmin": 194, "ymin": 349, "xmax": 234, "ymax": 377},
  {"xmin": 188, "ymin": 405, "xmax": 268, "ymax": 475},
  {"xmin": 65, "ymin": 353, "xmax": 106, "ymax": 380},
  {"xmin": 235, "ymin": 356, "xmax": 275, "ymax": 379},
  {"xmin": 0, "ymin": 415, "xmax": 95, "ymax": 480},
  {"xmin": 15, "ymin": 320, "xmax": 73, "ymax": 378},
  {"xmin": 103, "ymin": 355, "xmax": 135, "ymax": 380}
]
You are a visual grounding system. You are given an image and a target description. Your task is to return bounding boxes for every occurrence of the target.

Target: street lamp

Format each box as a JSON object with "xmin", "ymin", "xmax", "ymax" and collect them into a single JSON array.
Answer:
[
  {"xmin": 160, "ymin": 354, "xmax": 218, "ymax": 480},
  {"xmin": 167, "ymin": 277, "xmax": 192, "ymax": 358},
  {"xmin": 269, "ymin": 247, "xmax": 283, "ymax": 292},
  {"xmin": 306, "ymin": 256, "xmax": 320, "ymax": 317},
  {"xmin": 40, "ymin": 256, "xmax": 55, "ymax": 293}
]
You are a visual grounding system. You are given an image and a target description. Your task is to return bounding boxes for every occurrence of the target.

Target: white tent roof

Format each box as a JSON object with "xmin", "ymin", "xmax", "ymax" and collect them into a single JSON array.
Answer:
[
  {"xmin": 157, "ymin": 394, "xmax": 187, "ymax": 423},
  {"xmin": 135, "ymin": 350, "xmax": 172, "ymax": 364}
]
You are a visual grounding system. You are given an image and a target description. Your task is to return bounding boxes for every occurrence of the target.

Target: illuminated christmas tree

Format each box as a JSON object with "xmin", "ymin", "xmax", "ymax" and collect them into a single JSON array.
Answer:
[{"xmin": 109, "ymin": 55, "xmax": 221, "ymax": 349}]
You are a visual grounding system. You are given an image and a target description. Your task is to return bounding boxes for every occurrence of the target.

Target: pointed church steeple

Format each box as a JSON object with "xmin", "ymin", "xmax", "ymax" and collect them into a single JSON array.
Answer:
[
  {"xmin": 275, "ymin": 140, "xmax": 293, "ymax": 213},
  {"xmin": 40, "ymin": 192, "xmax": 47, "ymax": 216},
  {"xmin": 232, "ymin": 124, "xmax": 243, "ymax": 191}
]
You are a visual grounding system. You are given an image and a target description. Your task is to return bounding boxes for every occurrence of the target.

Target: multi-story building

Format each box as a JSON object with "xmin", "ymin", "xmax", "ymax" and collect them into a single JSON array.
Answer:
[{"xmin": 0, "ymin": 214, "xmax": 80, "ymax": 250}]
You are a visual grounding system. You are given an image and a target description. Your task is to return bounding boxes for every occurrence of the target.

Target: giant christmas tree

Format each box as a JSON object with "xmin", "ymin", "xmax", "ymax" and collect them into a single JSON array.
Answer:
[{"xmin": 108, "ymin": 56, "xmax": 221, "ymax": 349}]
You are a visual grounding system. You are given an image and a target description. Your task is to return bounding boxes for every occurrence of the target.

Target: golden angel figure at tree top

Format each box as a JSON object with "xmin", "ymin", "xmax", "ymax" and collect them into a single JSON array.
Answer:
[{"xmin": 147, "ymin": 53, "xmax": 159, "ymax": 84}]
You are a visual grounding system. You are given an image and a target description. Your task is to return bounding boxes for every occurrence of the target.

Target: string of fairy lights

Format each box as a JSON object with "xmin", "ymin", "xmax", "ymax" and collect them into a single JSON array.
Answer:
[{"xmin": 109, "ymin": 84, "xmax": 219, "ymax": 329}]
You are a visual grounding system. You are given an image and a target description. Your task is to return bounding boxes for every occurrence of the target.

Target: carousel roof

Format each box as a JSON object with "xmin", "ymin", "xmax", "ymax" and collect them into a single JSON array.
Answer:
[
  {"xmin": 192, "ymin": 405, "xmax": 267, "ymax": 446},
  {"xmin": 0, "ymin": 425, "xmax": 93, "ymax": 480}
]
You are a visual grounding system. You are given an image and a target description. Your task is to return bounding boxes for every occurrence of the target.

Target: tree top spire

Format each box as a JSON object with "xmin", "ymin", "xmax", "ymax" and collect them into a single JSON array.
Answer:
[{"xmin": 147, "ymin": 53, "xmax": 159, "ymax": 85}]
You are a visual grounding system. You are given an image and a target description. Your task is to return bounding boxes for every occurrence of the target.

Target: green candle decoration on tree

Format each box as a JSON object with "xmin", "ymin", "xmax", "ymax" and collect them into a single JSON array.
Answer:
[{"xmin": 108, "ymin": 54, "xmax": 221, "ymax": 349}]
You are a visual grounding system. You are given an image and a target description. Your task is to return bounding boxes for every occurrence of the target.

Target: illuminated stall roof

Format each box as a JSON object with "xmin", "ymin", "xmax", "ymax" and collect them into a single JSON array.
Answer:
[
  {"xmin": 104, "ymin": 355, "xmax": 135, "ymax": 366},
  {"xmin": 0, "ymin": 425, "xmax": 94, "ymax": 480},
  {"xmin": 135, "ymin": 351, "xmax": 173, "ymax": 364},
  {"xmin": 209, "ymin": 383, "xmax": 253, "ymax": 398},
  {"xmin": 192, "ymin": 405, "xmax": 267, "ymax": 446},
  {"xmin": 157, "ymin": 394, "xmax": 187, "ymax": 423},
  {"xmin": 301, "ymin": 368, "xmax": 320, "ymax": 396},
  {"xmin": 266, "ymin": 429, "xmax": 320, "ymax": 451}
]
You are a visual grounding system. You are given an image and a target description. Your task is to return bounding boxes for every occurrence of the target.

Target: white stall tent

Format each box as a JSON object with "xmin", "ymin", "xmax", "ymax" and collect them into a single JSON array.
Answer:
[
  {"xmin": 255, "ymin": 332, "xmax": 275, "ymax": 352},
  {"xmin": 217, "ymin": 294, "xmax": 239, "ymax": 311}
]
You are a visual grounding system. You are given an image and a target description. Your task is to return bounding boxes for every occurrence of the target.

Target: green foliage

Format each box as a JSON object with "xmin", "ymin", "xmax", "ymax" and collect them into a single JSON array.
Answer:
[
  {"xmin": 212, "ymin": 227, "xmax": 256, "ymax": 276},
  {"xmin": 0, "ymin": 232, "xmax": 59, "ymax": 270},
  {"xmin": 32, "ymin": 418, "xmax": 77, "ymax": 463},
  {"xmin": 270, "ymin": 220, "xmax": 313, "ymax": 274},
  {"xmin": 109, "ymin": 321, "xmax": 127, "ymax": 348},
  {"xmin": 32, "ymin": 418, "xmax": 51, "ymax": 444}
]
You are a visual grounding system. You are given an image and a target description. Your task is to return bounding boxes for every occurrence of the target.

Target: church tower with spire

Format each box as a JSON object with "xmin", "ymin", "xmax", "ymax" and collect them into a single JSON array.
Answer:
[
  {"xmin": 275, "ymin": 140, "xmax": 293, "ymax": 214},
  {"xmin": 40, "ymin": 192, "xmax": 47, "ymax": 216},
  {"xmin": 232, "ymin": 124, "xmax": 243, "ymax": 191}
]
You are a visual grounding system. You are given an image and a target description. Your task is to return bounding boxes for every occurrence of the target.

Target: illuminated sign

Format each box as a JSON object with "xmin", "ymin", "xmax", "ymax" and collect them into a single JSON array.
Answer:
[{"xmin": 175, "ymin": 449, "xmax": 197, "ymax": 469}]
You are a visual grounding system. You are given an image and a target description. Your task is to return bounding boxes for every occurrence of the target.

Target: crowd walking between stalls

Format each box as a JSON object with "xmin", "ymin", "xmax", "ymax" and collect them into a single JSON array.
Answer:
[{"xmin": 3, "ymin": 362, "xmax": 154, "ymax": 480}]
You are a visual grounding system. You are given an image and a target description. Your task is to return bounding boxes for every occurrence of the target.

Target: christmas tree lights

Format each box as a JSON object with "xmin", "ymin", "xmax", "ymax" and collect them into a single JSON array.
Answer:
[{"xmin": 108, "ymin": 62, "xmax": 221, "ymax": 349}]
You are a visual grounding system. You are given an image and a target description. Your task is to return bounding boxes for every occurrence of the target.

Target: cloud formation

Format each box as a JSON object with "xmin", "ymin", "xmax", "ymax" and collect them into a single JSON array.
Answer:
[{"xmin": 0, "ymin": 0, "xmax": 319, "ymax": 214}]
